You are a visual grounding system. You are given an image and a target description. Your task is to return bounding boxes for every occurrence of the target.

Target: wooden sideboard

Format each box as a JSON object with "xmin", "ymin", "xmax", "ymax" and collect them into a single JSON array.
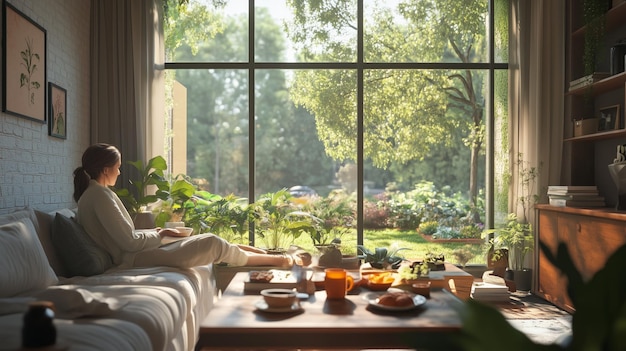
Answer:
[{"xmin": 535, "ymin": 204, "xmax": 626, "ymax": 313}]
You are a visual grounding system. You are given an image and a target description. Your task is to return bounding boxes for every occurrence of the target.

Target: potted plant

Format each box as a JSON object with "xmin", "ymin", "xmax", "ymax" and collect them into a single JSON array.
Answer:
[
  {"xmin": 306, "ymin": 191, "xmax": 356, "ymax": 267},
  {"xmin": 482, "ymin": 153, "xmax": 540, "ymax": 291},
  {"xmin": 114, "ymin": 156, "xmax": 171, "ymax": 228},
  {"xmin": 357, "ymin": 245, "xmax": 409, "ymax": 270},
  {"xmin": 252, "ymin": 189, "xmax": 317, "ymax": 252}
]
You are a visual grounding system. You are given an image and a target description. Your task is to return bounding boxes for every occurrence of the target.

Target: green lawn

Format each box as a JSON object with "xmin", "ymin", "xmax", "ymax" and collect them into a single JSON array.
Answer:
[{"xmin": 290, "ymin": 229, "xmax": 487, "ymax": 266}]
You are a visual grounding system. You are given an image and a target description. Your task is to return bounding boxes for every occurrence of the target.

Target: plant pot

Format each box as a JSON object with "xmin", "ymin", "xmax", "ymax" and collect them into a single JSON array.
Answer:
[
  {"xmin": 133, "ymin": 211, "xmax": 155, "ymax": 229},
  {"xmin": 487, "ymin": 248, "xmax": 508, "ymax": 270},
  {"xmin": 316, "ymin": 245, "xmax": 342, "ymax": 268},
  {"xmin": 512, "ymin": 268, "xmax": 532, "ymax": 291}
]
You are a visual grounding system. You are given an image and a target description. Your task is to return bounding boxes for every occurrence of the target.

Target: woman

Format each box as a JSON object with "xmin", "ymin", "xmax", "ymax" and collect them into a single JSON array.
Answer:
[{"xmin": 73, "ymin": 143, "xmax": 309, "ymax": 269}]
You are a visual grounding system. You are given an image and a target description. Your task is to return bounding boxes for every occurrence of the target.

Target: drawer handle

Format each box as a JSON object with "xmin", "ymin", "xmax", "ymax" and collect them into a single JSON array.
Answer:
[{"xmin": 577, "ymin": 223, "xmax": 582, "ymax": 232}]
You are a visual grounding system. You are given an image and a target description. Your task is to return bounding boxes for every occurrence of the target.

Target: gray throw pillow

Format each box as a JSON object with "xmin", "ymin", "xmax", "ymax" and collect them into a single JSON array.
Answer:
[{"xmin": 50, "ymin": 213, "xmax": 113, "ymax": 277}]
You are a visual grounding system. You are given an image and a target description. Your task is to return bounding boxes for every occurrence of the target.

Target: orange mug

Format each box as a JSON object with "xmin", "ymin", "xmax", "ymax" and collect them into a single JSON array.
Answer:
[{"xmin": 324, "ymin": 268, "xmax": 354, "ymax": 299}]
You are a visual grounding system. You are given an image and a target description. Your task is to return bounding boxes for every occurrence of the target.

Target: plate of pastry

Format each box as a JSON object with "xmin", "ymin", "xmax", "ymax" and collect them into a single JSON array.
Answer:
[{"xmin": 364, "ymin": 288, "xmax": 427, "ymax": 311}]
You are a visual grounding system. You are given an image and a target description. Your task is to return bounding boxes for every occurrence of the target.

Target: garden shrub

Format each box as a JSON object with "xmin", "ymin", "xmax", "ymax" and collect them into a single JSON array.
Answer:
[{"xmin": 418, "ymin": 221, "xmax": 439, "ymax": 235}]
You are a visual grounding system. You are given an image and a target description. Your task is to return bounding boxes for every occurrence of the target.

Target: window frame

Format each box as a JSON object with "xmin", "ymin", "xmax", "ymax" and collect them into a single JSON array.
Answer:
[{"xmin": 164, "ymin": 0, "xmax": 508, "ymax": 246}]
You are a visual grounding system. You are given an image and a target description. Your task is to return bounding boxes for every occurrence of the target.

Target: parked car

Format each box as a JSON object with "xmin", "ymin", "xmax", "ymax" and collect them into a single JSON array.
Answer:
[{"xmin": 288, "ymin": 185, "xmax": 317, "ymax": 198}]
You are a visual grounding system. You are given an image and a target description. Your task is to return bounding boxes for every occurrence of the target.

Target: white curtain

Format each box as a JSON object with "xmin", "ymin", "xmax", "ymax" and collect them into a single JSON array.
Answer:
[
  {"xmin": 509, "ymin": 0, "xmax": 565, "ymax": 222},
  {"xmin": 90, "ymin": 0, "xmax": 164, "ymax": 186}
]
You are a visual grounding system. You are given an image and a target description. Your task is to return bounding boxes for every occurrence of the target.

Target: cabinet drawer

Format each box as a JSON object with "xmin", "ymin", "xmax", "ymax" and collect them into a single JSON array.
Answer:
[{"xmin": 558, "ymin": 213, "xmax": 626, "ymax": 280}]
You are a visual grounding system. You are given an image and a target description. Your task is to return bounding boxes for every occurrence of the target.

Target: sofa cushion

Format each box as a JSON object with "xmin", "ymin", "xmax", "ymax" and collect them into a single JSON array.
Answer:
[
  {"xmin": 33, "ymin": 210, "xmax": 67, "ymax": 277},
  {"xmin": 50, "ymin": 213, "xmax": 113, "ymax": 277},
  {"xmin": 0, "ymin": 218, "xmax": 59, "ymax": 297}
]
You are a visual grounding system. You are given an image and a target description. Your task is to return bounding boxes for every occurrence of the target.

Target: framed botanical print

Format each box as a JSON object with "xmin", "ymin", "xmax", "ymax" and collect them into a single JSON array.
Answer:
[
  {"xmin": 48, "ymin": 83, "xmax": 66, "ymax": 139},
  {"xmin": 2, "ymin": 1, "xmax": 47, "ymax": 122}
]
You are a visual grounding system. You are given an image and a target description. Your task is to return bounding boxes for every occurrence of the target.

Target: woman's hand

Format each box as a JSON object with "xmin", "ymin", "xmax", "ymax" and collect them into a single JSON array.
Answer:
[{"xmin": 158, "ymin": 228, "xmax": 181, "ymax": 238}]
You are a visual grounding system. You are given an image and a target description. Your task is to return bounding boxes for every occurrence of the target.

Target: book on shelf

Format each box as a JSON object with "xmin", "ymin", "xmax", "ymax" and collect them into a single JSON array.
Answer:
[
  {"xmin": 548, "ymin": 194, "xmax": 604, "ymax": 201},
  {"xmin": 548, "ymin": 185, "xmax": 597, "ymax": 191},
  {"xmin": 547, "ymin": 185, "xmax": 599, "ymax": 196},
  {"xmin": 549, "ymin": 198, "xmax": 606, "ymax": 208},
  {"xmin": 568, "ymin": 72, "xmax": 610, "ymax": 91}
]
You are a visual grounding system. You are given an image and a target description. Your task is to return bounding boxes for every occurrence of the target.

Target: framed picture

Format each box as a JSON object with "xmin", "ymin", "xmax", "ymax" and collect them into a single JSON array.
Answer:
[
  {"xmin": 2, "ymin": 1, "xmax": 47, "ymax": 122},
  {"xmin": 598, "ymin": 105, "xmax": 620, "ymax": 131},
  {"xmin": 48, "ymin": 83, "xmax": 66, "ymax": 139}
]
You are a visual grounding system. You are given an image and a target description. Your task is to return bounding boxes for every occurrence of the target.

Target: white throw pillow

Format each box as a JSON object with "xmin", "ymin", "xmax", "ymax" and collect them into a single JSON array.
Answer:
[{"xmin": 0, "ymin": 218, "xmax": 58, "ymax": 297}]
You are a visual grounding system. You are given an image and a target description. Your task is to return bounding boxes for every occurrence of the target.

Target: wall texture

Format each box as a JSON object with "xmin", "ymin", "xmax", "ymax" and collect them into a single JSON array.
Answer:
[{"xmin": 0, "ymin": 0, "xmax": 90, "ymax": 214}]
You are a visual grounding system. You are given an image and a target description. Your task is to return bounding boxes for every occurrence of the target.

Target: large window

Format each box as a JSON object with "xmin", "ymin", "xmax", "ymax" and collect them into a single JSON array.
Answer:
[{"xmin": 163, "ymin": 0, "xmax": 510, "ymax": 258}]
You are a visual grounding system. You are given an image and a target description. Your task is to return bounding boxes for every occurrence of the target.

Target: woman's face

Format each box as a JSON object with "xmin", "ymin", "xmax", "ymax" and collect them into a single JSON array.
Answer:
[{"xmin": 102, "ymin": 159, "xmax": 121, "ymax": 187}]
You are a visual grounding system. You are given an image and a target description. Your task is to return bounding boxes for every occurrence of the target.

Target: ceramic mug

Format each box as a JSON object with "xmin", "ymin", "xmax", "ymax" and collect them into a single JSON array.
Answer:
[{"xmin": 324, "ymin": 268, "xmax": 354, "ymax": 299}]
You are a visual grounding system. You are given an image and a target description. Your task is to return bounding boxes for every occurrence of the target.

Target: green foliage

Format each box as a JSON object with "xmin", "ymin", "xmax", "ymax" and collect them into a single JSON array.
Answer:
[
  {"xmin": 285, "ymin": 0, "xmax": 489, "ymax": 208},
  {"xmin": 357, "ymin": 245, "xmax": 409, "ymax": 270},
  {"xmin": 305, "ymin": 190, "xmax": 355, "ymax": 246},
  {"xmin": 114, "ymin": 156, "xmax": 171, "ymax": 216},
  {"xmin": 194, "ymin": 193, "xmax": 253, "ymax": 244},
  {"xmin": 482, "ymin": 213, "xmax": 533, "ymax": 270},
  {"xmin": 253, "ymin": 189, "xmax": 317, "ymax": 250},
  {"xmin": 482, "ymin": 153, "xmax": 540, "ymax": 269},
  {"xmin": 418, "ymin": 221, "xmax": 439, "ymax": 235}
]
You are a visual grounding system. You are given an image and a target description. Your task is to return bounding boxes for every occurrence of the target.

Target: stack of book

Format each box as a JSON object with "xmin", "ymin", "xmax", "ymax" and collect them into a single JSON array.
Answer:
[
  {"xmin": 547, "ymin": 185, "xmax": 605, "ymax": 208},
  {"xmin": 568, "ymin": 72, "xmax": 610, "ymax": 91},
  {"xmin": 471, "ymin": 282, "xmax": 510, "ymax": 302}
]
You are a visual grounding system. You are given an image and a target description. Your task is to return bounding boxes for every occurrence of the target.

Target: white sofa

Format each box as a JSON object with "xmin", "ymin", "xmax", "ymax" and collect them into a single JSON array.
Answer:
[{"xmin": 0, "ymin": 208, "xmax": 216, "ymax": 351}]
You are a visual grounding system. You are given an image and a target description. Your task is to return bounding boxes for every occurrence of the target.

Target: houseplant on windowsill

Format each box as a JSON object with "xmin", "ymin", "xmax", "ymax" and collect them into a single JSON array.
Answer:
[{"xmin": 357, "ymin": 245, "xmax": 409, "ymax": 270}]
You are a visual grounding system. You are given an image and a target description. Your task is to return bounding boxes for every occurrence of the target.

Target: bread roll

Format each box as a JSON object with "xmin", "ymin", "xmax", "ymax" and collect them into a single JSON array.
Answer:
[{"xmin": 376, "ymin": 291, "xmax": 414, "ymax": 307}]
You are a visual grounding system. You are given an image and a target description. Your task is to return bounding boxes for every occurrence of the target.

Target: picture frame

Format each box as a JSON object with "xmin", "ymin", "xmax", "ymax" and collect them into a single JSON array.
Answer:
[
  {"xmin": 2, "ymin": 1, "xmax": 47, "ymax": 123},
  {"xmin": 598, "ymin": 105, "xmax": 620, "ymax": 131},
  {"xmin": 48, "ymin": 83, "xmax": 66, "ymax": 139}
]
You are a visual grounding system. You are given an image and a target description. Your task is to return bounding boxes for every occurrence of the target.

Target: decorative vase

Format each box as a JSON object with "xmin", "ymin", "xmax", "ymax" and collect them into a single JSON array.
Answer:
[{"xmin": 608, "ymin": 163, "xmax": 626, "ymax": 210}]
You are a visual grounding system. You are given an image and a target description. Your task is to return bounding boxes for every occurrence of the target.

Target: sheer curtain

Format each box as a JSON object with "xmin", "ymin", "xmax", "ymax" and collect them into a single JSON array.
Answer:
[
  {"xmin": 509, "ymin": 0, "xmax": 565, "ymax": 220},
  {"xmin": 90, "ymin": 0, "xmax": 164, "ymax": 187}
]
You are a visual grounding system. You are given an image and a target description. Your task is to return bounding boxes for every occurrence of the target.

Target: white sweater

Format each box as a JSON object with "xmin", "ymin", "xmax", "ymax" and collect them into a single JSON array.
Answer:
[{"xmin": 76, "ymin": 180, "xmax": 162, "ymax": 267}]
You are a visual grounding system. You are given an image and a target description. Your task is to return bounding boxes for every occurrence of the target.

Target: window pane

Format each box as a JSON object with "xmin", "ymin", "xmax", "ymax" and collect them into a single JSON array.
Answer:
[
  {"xmin": 167, "ymin": 69, "xmax": 250, "ymax": 197},
  {"xmin": 363, "ymin": 69, "xmax": 487, "ymax": 263},
  {"xmin": 494, "ymin": 68, "xmax": 509, "ymax": 224},
  {"xmin": 165, "ymin": 0, "xmax": 248, "ymax": 62},
  {"xmin": 254, "ymin": 69, "xmax": 357, "ymax": 251},
  {"xmin": 494, "ymin": 0, "xmax": 510, "ymax": 63},
  {"xmin": 279, "ymin": 0, "xmax": 358, "ymax": 63},
  {"xmin": 364, "ymin": 0, "xmax": 489, "ymax": 63}
]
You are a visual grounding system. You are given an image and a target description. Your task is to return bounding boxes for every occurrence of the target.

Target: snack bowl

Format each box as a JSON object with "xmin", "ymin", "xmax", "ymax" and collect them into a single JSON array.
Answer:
[
  {"xmin": 173, "ymin": 227, "xmax": 193, "ymax": 237},
  {"xmin": 365, "ymin": 272, "xmax": 395, "ymax": 291},
  {"xmin": 260, "ymin": 289, "xmax": 297, "ymax": 308},
  {"xmin": 367, "ymin": 280, "xmax": 393, "ymax": 291}
]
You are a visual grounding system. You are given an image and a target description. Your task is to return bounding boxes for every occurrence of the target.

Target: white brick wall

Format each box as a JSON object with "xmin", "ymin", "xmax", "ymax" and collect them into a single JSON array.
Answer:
[{"xmin": 0, "ymin": 0, "xmax": 90, "ymax": 214}]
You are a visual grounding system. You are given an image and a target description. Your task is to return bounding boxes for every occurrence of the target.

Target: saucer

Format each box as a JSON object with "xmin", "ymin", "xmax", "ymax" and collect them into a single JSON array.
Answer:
[{"xmin": 254, "ymin": 300, "xmax": 303, "ymax": 313}]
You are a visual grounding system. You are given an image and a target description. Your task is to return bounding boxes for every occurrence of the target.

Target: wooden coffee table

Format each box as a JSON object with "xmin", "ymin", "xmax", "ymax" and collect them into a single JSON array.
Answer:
[{"xmin": 195, "ymin": 271, "xmax": 465, "ymax": 351}]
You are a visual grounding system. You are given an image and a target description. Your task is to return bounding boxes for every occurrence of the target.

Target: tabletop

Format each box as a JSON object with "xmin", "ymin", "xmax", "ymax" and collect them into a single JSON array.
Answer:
[{"xmin": 195, "ymin": 271, "xmax": 466, "ymax": 351}]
